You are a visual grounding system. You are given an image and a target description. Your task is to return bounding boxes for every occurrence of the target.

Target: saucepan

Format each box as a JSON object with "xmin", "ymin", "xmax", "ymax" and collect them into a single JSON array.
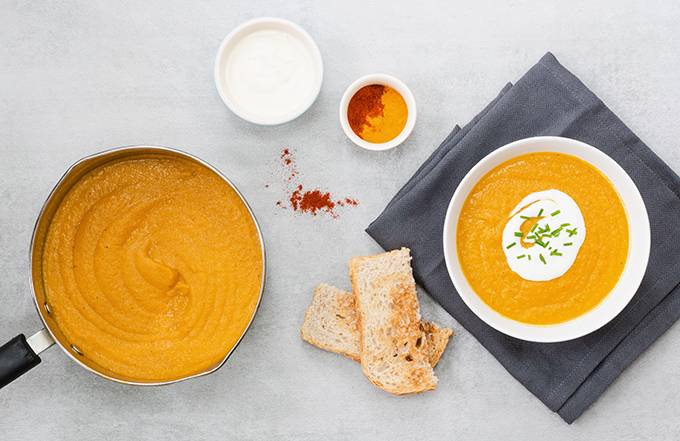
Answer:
[{"xmin": 0, "ymin": 145, "xmax": 266, "ymax": 389}]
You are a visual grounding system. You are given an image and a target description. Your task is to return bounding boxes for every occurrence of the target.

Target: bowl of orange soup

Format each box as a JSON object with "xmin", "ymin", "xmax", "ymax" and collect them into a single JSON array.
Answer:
[{"xmin": 443, "ymin": 136, "xmax": 650, "ymax": 342}]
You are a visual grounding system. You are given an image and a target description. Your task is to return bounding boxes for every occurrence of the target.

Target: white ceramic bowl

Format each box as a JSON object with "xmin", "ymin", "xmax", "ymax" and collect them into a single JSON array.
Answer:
[
  {"xmin": 442, "ymin": 136, "xmax": 650, "ymax": 342},
  {"xmin": 214, "ymin": 17, "xmax": 323, "ymax": 125},
  {"xmin": 339, "ymin": 74, "xmax": 417, "ymax": 151}
]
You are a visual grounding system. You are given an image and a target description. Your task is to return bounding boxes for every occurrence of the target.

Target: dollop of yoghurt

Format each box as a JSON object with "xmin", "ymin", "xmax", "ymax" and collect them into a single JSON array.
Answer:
[{"xmin": 502, "ymin": 189, "xmax": 585, "ymax": 281}]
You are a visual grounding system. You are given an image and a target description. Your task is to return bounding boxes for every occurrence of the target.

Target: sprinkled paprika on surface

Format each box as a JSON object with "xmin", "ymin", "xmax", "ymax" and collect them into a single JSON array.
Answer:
[{"xmin": 273, "ymin": 148, "xmax": 359, "ymax": 218}]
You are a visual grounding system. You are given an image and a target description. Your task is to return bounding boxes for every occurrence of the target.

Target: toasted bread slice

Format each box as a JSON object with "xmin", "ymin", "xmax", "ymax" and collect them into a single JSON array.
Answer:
[
  {"xmin": 301, "ymin": 283, "xmax": 360, "ymax": 361},
  {"xmin": 350, "ymin": 248, "xmax": 438, "ymax": 394},
  {"xmin": 301, "ymin": 283, "xmax": 452, "ymax": 366},
  {"xmin": 421, "ymin": 321, "xmax": 453, "ymax": 367}
]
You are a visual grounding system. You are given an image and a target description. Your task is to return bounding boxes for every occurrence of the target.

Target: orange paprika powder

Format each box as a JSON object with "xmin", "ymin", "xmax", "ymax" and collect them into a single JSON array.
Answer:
[{"xmin": 347, "ymin": 85, "xmax": 408, "ymax": 143}]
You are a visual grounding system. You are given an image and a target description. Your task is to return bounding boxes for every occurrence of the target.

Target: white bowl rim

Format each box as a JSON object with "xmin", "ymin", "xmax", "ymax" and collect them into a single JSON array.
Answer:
[
  {"xmin": 338, "ymin": 73, "xmax": 417, "ymax": 151},
  {"xmin": 214, "ymin": 17, "xmax": 323, "ymax": 126},
  {"xmin": 442, "ymin": 136, "xmax": 651, "ymax": 342}
]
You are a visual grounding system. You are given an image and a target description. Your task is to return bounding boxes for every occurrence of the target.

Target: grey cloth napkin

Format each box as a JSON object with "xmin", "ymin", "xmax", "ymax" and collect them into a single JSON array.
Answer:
[{"xmin": 366, "ymin": 52, "xmax": 680, "ymax": 423}]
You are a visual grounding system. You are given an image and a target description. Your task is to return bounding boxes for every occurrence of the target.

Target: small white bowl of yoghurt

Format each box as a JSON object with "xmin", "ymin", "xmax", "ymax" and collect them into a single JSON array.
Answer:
[{"xmin": 214, "ymin": 17, "xmax": 323, "ymax": 125}]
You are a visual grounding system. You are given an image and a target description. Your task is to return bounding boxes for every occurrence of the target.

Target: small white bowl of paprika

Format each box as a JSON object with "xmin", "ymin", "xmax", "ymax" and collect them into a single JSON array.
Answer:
[{"xmin": 339, "ymin": 74, "xmax": 417, "ymax": 151}]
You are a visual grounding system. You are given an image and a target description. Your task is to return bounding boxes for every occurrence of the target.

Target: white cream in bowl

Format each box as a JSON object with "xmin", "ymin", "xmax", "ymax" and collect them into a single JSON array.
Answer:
[
  {"xmin": 502, "ymin": 190, "xmax": 586, "ymax": 282},
  {"xmin": 214, "ymin": 18, "xmax": 323, "ymax": 125}
]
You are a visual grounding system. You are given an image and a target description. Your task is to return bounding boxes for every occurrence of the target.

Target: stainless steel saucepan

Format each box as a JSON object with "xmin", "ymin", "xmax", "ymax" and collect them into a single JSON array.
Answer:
[{"xmin": 0, "ymin": 145, "xmax": 266, "ymax": 388}]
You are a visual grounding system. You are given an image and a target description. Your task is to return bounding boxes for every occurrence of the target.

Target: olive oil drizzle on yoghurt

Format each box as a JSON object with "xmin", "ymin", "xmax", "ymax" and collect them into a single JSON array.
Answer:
[{"xmin": 502, "ymin": 189, "xmax": 586, "ymax": 282}]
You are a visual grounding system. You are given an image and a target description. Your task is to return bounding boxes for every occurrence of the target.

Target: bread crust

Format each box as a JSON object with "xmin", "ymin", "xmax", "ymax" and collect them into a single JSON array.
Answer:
[
  {"xmin": 350, "ymin": 248, "xmax": 438, "ymax": 395},
  {"xmin": 301, "ymin": 283, "xmax": 453, "ymax": 366},
  {"xmin": 300, "ymin": 248, "xmax": 453, "ymax": 395}
]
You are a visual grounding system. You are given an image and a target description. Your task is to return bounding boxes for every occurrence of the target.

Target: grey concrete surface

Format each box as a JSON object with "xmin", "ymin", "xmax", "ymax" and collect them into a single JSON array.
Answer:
[{"xmin": 1, "ymin": 1, "xmax": 679, "ymax": 439}]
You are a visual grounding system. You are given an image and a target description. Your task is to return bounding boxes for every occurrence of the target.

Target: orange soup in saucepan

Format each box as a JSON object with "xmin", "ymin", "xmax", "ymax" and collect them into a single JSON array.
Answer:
[
  {"xmin": 456, "ymin": 152, "xmax": 628, "ymax": 325},
  {"xmin": 42, "ymin": 156, "xmax": 263, "ymax": 382}
]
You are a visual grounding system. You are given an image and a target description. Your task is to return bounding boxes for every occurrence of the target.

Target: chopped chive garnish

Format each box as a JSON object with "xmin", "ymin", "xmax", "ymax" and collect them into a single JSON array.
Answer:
[
  {"xmin": 561, "ymin": 223, "xmax": 571, "ymax": 227},
  {"xmin": 526, "ymin": 235, "xmax": 535, "ymax": 240},
  {"xmin": 531, "ymin": 223, "xmax": 538, "ymax": 232},
  {"xmin": 564, "ymin": 242, "xmax": 573, "ymax": 246},
  {"xmin": 506, "ymin": 242, "xmax": 516, "ymax": 249},
  {"xmin": 520, "ymin": 215, "xmax": 530, "ymax": 220},
  {"xmin": 514, "ymin": 232, "xmax": 523, "ymax": 237},
  {"xmin": 567, "ymin": 228, "xmax": 578, "ymax": 237},
  {"xmin": 539, "ymin": 254, "xmax": 546, "ymax": 264},
  {"xmin": 544, "ymin": 224, "xmax": 551, "ymax": 232},
  {"xmin": 551, "ymin": 210, "xmax": 561, "ymax": 216},
  {"xmin": 528, "ymin": 255, "xmax": 532, "ymax": 261},
  {"xmin": 550, "ymin": 249, "xmax": 562, "ymax": 256},
  {"xmin": 517, "ymin": 254, "xmax": 526, "ymax": 259},
  {"xmin": 551, "ymin": 227, "xmax": 563, "ymax": 237},
  {"xmin": 537, "ymin": 208, "xmax": 544, "ymax": 217}
]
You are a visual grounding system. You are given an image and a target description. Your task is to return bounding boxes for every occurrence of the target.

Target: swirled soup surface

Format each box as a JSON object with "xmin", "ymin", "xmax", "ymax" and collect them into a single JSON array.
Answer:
[
  {"xmin": 456, "ymin": 152, "xmax": 628, "ymax": 325},
  {"xmin": 42, "ymin": 156, "xmax": 263, "ymax": 381}
]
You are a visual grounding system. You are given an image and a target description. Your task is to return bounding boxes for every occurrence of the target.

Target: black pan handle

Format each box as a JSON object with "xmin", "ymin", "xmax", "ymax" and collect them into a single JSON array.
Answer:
[{"xmin": 0, "ymin": 334, "xmax": 42, "ymax": 389}]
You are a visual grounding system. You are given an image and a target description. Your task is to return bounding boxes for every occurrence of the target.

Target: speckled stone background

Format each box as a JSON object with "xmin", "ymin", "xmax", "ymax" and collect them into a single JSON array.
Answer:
[{"xmin": 1, "ymin": 1, "xmax": 679, "ymax": 439}]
